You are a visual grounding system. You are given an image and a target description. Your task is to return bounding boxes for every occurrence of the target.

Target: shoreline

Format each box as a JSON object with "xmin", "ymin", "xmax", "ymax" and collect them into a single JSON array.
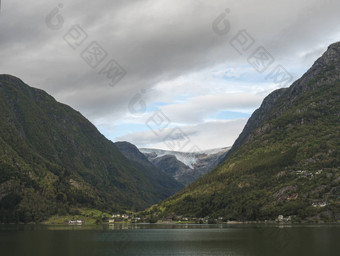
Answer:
[{"xmin": 2, "ymin": 220, "xmax": 340, "ymax": 225}]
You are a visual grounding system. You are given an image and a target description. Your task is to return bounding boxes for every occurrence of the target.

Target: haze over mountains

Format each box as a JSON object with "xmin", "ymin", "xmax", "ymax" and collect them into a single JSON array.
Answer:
[{"xmin": 148, "ymin": 42, "xmax": 340, "ymax": 222}]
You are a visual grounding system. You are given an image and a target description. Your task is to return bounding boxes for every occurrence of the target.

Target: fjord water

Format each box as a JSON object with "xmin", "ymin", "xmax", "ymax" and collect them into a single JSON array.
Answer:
[{"xmin": 1, "ymin": 224, "xmax": 339, "ymax": 256}]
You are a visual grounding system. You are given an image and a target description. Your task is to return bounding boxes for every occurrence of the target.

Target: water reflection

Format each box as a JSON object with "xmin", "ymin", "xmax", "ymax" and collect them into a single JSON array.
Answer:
[{"xmin": 1, "ymin": 224, "xmax": 339, "ymax": 256}]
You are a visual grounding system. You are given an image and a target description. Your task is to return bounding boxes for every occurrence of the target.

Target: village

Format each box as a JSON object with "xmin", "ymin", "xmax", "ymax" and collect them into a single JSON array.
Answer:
[
  {"xmin": 105, "ymin": 214, "xmax": 228, "ymax": 225},
  {"xmin": 66, "ymin": 213, "xmax": 230, "ymax": 225},
  {"xmin": 67, "ymin": 213, "xmax": 300, "ymax": 225}
]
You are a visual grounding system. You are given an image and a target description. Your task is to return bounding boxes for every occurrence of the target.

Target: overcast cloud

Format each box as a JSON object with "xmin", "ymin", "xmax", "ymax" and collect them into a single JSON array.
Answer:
[{"xmin": 1, "ymin": 0, "xmax": 339, "ymax": 150}]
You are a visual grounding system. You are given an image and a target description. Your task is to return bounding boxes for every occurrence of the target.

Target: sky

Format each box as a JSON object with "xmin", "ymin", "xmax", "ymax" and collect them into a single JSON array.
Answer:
[{"xmin": 1, "ymin": 0, "xmax": 340, "ymax": 152}]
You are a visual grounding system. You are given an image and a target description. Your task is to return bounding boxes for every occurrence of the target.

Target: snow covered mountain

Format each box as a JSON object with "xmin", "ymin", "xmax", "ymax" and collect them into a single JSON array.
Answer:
[{"xmin": 140, "ymin": 147, "xmax": 230, "ymax": 185}]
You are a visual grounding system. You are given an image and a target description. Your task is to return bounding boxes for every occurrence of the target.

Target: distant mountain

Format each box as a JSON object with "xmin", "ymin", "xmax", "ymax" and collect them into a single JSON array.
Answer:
[
  {"xmin": 140, "ymin": 147, "xmax": 230, "ymax": 185},
  {"xmin": 149, "ymin": 42, "xmax": 340, "ymax": 222},
  {"xmin": 0, "ymin": 75, "xmax": 182, "ymax": 223},
  {"xmin": 114, "ymin": 141, "xmax": 184, "ymax": 189}
]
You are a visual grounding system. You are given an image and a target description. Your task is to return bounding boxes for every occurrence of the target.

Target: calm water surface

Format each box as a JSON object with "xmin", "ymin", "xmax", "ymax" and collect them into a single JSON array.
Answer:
[{"xmin": 1, "ymin": 223, "xmax": 339, "ymax": 256}]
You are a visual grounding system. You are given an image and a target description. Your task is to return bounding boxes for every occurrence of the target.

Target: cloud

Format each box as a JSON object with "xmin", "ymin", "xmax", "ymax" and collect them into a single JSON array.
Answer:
[
  {"xmin": 1, "ymin": 0, "xmax": 339, "ymax": 149},
  {"xmin": 158, "ymin": 93, "xmax": 262, "ymax": 124},
  {"xmin": 117, "ymin": 119, "xmax": 248, "ymax": 151}
]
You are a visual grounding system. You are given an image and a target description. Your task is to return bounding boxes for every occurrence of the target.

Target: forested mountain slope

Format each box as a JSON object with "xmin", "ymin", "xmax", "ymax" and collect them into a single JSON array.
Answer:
[
  {"xmin": 0, "ymin": 75, "xmax": 182, "ymax": 223},
  {"xmin": 149, "ymin": 42, "xmax": 340, "ymax": 222}
]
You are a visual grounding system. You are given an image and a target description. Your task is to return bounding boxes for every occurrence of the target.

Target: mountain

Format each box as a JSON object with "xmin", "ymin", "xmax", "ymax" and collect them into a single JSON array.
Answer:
[
  {"xmin": 148, "ymin": 42, "xmax": 340, "ymax": 222},
  {"xmin": 114, "ymin": 141, "xmax": 183, "ymax": 190},
  {"xmin": 0, "ymin": 75, "xmax": 182, "ymax": 223},
  {"xmin": 140, "ymin": 147, "xmax": 230, "ymax": 185}
]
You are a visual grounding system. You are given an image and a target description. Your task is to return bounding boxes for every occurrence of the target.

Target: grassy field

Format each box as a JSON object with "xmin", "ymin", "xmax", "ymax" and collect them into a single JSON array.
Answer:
[{"xmin": 43, "ymin": 208, "xmax": 111, "ymax": 224}]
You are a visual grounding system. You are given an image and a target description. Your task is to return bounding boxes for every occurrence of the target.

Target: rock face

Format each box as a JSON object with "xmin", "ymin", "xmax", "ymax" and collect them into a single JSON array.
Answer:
[
  {"xmin": 140, "ymin": 148, "xmax": 230, "ymax": 186},
  {"xmin": 0, "ymin": 75, "xmax": 183, "ymax": 223},
  {"xmin": 151, "ymin": 42, "xmax": 340, "ymax": 221}
]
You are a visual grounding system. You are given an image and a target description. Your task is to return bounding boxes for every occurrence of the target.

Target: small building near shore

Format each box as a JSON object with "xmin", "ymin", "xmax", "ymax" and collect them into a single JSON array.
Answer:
[{"xmin": 68, "ymin": 219, "xmax": 84, "ymax": 225}]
